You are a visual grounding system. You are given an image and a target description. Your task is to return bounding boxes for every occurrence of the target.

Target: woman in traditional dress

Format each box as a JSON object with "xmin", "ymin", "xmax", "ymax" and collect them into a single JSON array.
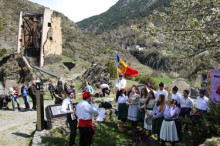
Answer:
[
  {"xmin": 144, "ymin": 91, "xmax": 156, "ymax": 131},
  {"xmin": 139, "ymin": 88, "xmax": 148, "ymax": 125},
  {"xmin": 127, "ymin": 86, "xmax": 140, "ymax": 128},
  {"xmin": 152, "ymin": 94, "xmax": 166, "ymax": 138},
  {"xmin": 117, "ymin": 89, "xmax": 128, "ymax": 123},
  {"xmin": 160, "ymin": 99, "xmax": 180, "ymax": 145}
]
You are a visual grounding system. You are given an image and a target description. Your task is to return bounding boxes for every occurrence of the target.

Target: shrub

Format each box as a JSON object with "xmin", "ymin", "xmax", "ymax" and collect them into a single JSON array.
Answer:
[
  {"xmin": 105, "ymin": 60, "xmax": 117, "ymax": 80},
  {"xmin": 0, "ymin": 48, "xmax": 7, "ymax": 57},
  {"xmin": 179, "ymin": 102, "xmax": 220, "ymax": 146},
  {"xmin": 135, "ymin": 74, "xmax": 157, "ymax": 89}
]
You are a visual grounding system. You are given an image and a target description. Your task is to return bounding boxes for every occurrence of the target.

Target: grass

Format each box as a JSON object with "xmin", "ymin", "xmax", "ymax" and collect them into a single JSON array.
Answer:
[
  {"xmin": 62, "ymin": 56, "xmax": 74, "ymax": 63},
  {"xmin": 152, "ymin": 77, "xmax": 176, "ymax": 85}
]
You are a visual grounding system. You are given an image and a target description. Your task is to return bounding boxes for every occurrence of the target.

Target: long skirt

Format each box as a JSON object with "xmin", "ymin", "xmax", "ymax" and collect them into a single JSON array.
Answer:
[
  {"xmin": 118, "ymin": 103, "xmax": 128, "ymax": 120},
  {"xmin": 127, "ymin": 104, "xmax": 139, "ymax": 121},
  {"xmin": 138, "ymin": 109, "xmax": 145, "ymax": 122},
  {"xmin": 152, "ymin": 116, "xmax": 164, "ymax": 136},
  {"xmin": 160, "ymin": 120, "xmax": 179, "ymax": 142},
  {"xmin": 144, "ymin": 109, "xmax": 153, "ymax": 130}
]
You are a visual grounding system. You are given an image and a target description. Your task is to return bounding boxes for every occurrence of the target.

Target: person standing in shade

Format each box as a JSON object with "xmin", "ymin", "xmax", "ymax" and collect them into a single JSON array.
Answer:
[
  {"xmin": 139, "ymin": 88, "xmax": 148, "ymax": 125},
  {"xmin": 180, "ymin": 89, "xmax": 194, "ymax": 117},
  {"xmin": 160, "ymin": 99, "xmax": 180, "ymax": 145},
  {"xmin": 115, "ymin": 73, "xmax": 127, "ymax": 102},
  {"xmin": 149, "ymin": 84, "xmax": 157, "ymax": 97},
  {"xmin": 21, "ymin": 83, "xmax": 30, "ymax": 109},
  {"xmin": 48, "ymin": 80, "xmax": 55, "ymax": 100},
  {"xmin": 144, "ymin": 82, "xmax": 150, "ymax": 92},
  {"xmin": 144, "ymin": 91, "xmax": 156, "ymax": 131},
  {"xmin": 127, "ymin": 86, "xmax": 140, "ymax": 128},
  {"xmin": 85, "ymin": 81, "xmax": 94, "ymax": 95},
  {"xmin": 57, "ymin": 77, "xmax": 63, "ymax": 88},
  {"xmin": 70, "ymin": 84, "xmax": 76, "ymax": 99},
  {"xmin": 12, "ymin": 86, "xmax": 21, "ymax": 111},
  {"xmin": 29, "ymin": 80, "xmax": 37, "ymax": 110},
  {"xmin": 156, "ymin": 82, "xmax": 168, "ymax": 101},
  {"xmin": 100, "ymin": 83, "xmax": 110, "ymax": 97},
  {"xmin": 61, "ymin": 89, "xmax": 78, "ymax": 146},
  {"xmin": 152, "ymin": 94, "xmax": 166, "ymax": 138},
  {"xmin": 76, "ymin": 92, "xmax": 99, "ymax": 146},
  {"xmin": 117, "ymin": 89, "xmax": 128, "ymax": 123},
  {"xmin": 196, "ymin": 89, "xmax": 209, "ymax": 114},
  {"xmin": 171, "ymin": 86, "xmax": 181, "ymax": 106}
]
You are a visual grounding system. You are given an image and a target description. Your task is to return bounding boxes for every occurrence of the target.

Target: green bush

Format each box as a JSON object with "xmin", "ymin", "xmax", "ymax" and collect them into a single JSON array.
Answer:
[
  {"xmin": 0, "ymin": 48, "xmax": 7, "ymax": 57},
  {"xmin": 105, "ymin": 60, "xmax": 117, "ymax": 80},
  {"xmin": 134, "ymin": 74, "xmax": 157, "ymax": 89},
  {"xmin": 179, "ymin": 102, "xmax": 220, "ymax": 146}
]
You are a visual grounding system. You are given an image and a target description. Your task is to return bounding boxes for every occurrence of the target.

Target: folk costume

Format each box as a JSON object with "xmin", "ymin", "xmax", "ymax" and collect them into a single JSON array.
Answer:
[
  {"xmin": 160, "ymin": 103, "xmax": 180, "ymax": 142},
  {"xmin": 76, "ymin": 92, "xmax": 99, "ymax": 146},
  {"xmin": 127, "ymin": 92, "xmax": 140, "ymax": 127},
  {"xmin": 196, "ymin": 89, "xmax": 209, "ymax": 114},
  {"xmin": 171, "ymin": 86, "xmax": 181, "ymax": 105},
  {"xmin": 61, "ymin": 89, "xmax": 77, "ymax": 146},
  {"xmin": 138, "ymin": 95, "xmax": 148, "ymax": 123},
  {"xmin": 115, "ymin": 73, "xmax": 127, "ymax": 101},
  {"xmin": 152, "ymin": 103, "xmax": 165, "ymax": 137},
  {"xmin": 144, "ymin": 98, "xmax": 156, "ymax": 130},
  {"xmin": 117, "ymin": 94, "xmax": 128, "ymax": 122},
  {"xmin": 156, "ymin": 82, "xmax": 168, "ymax": 101},
  {"xmin": 180, "ymin": 90, "xmax": 193, "ymax": 116}
]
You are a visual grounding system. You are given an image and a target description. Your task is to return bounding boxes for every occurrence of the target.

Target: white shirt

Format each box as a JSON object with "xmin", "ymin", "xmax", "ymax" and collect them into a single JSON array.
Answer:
[
  {"xmin": 76, "ymin": 100, "xmax": 99, "ymax": 120},
  {"xmin": 115, "ymin": 79, "xmax": 127, "ymax": 89},
  {"xmin": 116, "ymin": 95, "xmax": 128, "ymax": 111},
  {"xmin": 100, "ymin": 84, "xmax": 109, "ymax": 89},
  {"xmin": 196, "ymin": 96, "xmax": 209, "ymax": 111},
  {"xmin": 156, "ymin": 89, "xmax": 168, "ymax": 101},
  {"xmin": 171, "ymin": 92, "xmax": 181, "ymax": 104},
  {"xmin": 180, "ymin": 96, "xmax": 194, "ymax": 109},
  {"xmin": 61, "ymin": 97, "xmax": 72, "ymax": 114}
]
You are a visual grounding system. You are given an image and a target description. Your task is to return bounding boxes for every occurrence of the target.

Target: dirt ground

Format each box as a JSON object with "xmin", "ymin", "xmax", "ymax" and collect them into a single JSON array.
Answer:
[{"xmin": 0, "ymin": 100, "xmax": 54, "ymax": 146}]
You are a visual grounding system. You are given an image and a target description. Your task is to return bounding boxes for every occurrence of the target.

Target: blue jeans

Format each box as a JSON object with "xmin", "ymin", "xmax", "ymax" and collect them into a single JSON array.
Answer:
[
  {"xmin": 12, "ymin": 96, "xmax": 20, "ymax": 107},
  {"xmin": 23, "ymin": 95, "xmax": 30, "ymax": 109}
]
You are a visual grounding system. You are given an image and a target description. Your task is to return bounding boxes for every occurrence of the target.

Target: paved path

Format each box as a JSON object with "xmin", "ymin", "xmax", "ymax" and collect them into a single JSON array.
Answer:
[{"xmin": 0, "ymin": 100, "xmax": 53, "ymax": 146}]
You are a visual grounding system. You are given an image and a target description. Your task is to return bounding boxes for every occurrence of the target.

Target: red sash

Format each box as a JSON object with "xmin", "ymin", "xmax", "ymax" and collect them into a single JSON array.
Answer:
[{"xmin": 78, "ymin": 119, "xmax": 95, "ymax": 141}]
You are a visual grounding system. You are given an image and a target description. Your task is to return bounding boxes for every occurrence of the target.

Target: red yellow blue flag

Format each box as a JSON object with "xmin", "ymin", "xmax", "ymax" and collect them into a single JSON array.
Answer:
[{"xmin": 115, "ymin": 53, "xmax": 139, "ymax": 77}]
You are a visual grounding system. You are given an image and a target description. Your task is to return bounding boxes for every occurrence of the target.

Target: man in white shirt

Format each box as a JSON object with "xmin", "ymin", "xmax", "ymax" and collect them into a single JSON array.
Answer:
[
  {"xmin": 180, "ymin": 89, "xmax": 194, "ymax": 116},
  {"xmin": 115, "ymin": 73, "xmax": 127, "ymax": 101},
  {"xmin": 76, "ymin": 92, "xmax": 99, "ymax": 146},
  {"xmin": 100, "ymin": 83, "xmax": 110, "ymax": 97},
  {"xmin": 196, "ymin": 89, "xmax": 209, "ymax": 113},
  {"xmin": 171, "ymin": 86, "xmax": 181, "ymax": 105},
  {"xmin": 61, "ymin": 89, "xmax": 77, "ymax": 146},
  {"xmin": 156, "ymin": 82, "xmax": 168, "ymax": 101}
]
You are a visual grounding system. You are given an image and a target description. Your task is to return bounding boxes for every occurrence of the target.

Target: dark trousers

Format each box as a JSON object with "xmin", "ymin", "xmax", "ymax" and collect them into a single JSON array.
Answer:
[
  {"xmin": 31, "ymin": 96, "xmax": 36, "ymax": 109},
  {"xmin": 79, "ymin": 127, "xmax": 93, "ymax": 146},
  {"xmin": 116, "ymin": 90, "xmax": 120, "ymax": 102},
  {"xmin": 102, "ymin": 88, "xmax": 109, "ymax": 97},
  {"xmin": 68, "ymin": 115, "xmax": 77, "ymax": 146},
  {"xmin": 49, "ymin": 91, "xmax": 54, "ymax": 100}
]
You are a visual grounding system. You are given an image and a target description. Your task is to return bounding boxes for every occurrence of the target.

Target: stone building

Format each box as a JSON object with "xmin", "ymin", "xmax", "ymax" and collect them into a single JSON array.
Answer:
[{"xmin": 17, "ymin": 8, "xmax": 62, "ymax": 67}]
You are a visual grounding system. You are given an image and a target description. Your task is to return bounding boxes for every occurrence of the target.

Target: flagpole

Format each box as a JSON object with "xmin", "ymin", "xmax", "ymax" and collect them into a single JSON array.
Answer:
[{"xmin": 115, "ymin": 51, "xmax": 119, "ymax": 78}]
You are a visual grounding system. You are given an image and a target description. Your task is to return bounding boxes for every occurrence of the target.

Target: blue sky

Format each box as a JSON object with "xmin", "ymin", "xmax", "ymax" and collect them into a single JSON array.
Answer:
[{"xmin": 28, "ymin": 0, "xmax": 118, "ymax": 22}]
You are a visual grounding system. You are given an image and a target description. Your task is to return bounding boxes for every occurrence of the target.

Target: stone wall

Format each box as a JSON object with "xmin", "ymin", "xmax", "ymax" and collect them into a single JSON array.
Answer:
[{"xmin": 43, "ymin": 13, "xmax": 62, "ymax": 57}]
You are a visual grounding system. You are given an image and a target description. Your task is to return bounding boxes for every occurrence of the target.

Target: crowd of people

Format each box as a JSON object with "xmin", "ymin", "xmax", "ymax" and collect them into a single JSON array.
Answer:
[
  {"xmin": 0, "ymin": 74, "xmax": 210, "ymax": 146},
  {"xmin": 115, "ymin": 73, "xmax": 209, "ymax": 145}
]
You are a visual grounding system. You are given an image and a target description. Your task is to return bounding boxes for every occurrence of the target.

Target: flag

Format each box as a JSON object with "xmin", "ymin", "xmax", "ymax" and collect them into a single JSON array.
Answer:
[{"xmin": 115, "ymin": 53, "xmax": 139, "ymax": 77}]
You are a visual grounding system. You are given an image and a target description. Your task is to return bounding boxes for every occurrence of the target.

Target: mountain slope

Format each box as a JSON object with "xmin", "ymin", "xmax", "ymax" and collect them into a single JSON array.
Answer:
[
  {"xmin": 0, "ymin": 0, "xmax": 153, "ymax": 75},
  {"xmin": 77, "ymin": 0, "xmax": 170, "ymax": 34}
]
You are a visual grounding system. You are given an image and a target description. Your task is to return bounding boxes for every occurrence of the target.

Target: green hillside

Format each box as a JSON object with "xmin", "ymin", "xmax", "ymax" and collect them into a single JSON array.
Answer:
[{"xmin": 77, "ymin": 0, "xmax": 170, "ymax": 34}]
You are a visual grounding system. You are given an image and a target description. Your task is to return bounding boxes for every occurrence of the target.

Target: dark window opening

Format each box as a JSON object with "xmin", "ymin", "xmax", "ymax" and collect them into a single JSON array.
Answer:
[
  {"xmin": 49, "ymin": 37, "xmax": 53, "ymax": 40},
  {"xmin": 48, "ymin": 22, "xmax": 51, "ymax": 27}
]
